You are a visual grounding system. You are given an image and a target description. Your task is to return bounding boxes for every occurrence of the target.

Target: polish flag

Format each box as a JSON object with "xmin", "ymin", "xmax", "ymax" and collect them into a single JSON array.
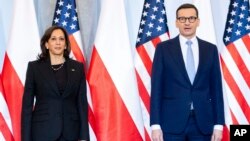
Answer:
[
  {"xmin": 1, "ymin": 0, "xmax": 40, "ymax": 140},
  {"xmin": 87, "ymin": 0, "xmax": 145, "ymax": 140}
]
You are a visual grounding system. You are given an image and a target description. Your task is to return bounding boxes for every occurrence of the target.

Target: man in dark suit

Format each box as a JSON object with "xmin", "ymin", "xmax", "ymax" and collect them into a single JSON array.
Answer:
[{"xmin": 150, "ymin": 3, "xmax": 225, "ymax": 141}]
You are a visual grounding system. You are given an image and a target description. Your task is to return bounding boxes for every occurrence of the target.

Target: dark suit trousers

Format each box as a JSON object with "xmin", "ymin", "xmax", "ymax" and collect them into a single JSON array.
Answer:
[
  {"xmin": 55, "ymin": 134, "xmax": 77, "ymax": 141},
  {"xmin": 163, "ymin": 111, "xmax": 211, "ymax": 141}
]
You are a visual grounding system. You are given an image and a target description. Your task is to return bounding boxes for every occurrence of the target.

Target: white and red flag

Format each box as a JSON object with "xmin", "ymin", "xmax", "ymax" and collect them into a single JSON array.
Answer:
[
  {"xmin": 87, "ymin": 0, "xmax": 145, "ymax": 140},
  {"xmin": 1, "ymin": 0, "xmax": 40, "ymax": 141}
]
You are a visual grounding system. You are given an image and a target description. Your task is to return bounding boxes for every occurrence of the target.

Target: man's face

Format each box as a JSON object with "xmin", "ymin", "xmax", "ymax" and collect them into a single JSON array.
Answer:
[{"xmin": 176, "ymin": 8, "xmax": 200, "ymax": 39}]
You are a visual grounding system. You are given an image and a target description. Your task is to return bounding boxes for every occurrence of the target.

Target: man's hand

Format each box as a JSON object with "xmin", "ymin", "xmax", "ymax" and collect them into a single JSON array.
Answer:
[
  {"xmin": 211, "ymin": 129, "xmax": 223, "ymax": 141},
  {"xmin": 152, "ymin": 129, "xmax": 163, "ymax": 141}
]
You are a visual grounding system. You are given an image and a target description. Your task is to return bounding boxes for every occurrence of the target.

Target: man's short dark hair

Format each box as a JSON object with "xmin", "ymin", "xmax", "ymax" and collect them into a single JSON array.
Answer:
[{"xmin": 176, "ymin": 3, "xmax": 199, "ymax": 18}]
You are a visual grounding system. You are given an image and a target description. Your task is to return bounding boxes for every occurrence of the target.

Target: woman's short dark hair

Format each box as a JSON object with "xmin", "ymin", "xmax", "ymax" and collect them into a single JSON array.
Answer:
[
  {"xmin": 176, "ymin": 3, "xmax": 199, "ymax": 18},
  {"xmin": 37, "ymin": 25, "xmax": 71, "ymax": 61}
]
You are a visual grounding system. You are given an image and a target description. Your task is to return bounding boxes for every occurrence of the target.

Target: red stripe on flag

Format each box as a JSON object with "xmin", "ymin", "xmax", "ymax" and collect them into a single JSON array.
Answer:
[
  {"xmin": 0, "ymin": 113, "xmax": 14, "ymax": 141},
  {"xmin": 151, "ymin": 37, "xmax": 162, "ymax": 48},
  {"xmin": 2, "ymin": 55, "xmax": 24, "ymax": 141},
  {"xmin": 222, "ymin": 126, "xmax": 230, "ymax": 141},
  {"xmin": 242, "ymin": 35, "xmax": 250, "ymax": 53},
  {"xmin": 220, "ymin": 57, "xmax": 250, "ymax": 122},
  {"xmin": 135, "ymin": 71, "xmax": 150, "ymax": 112},
  {"xmin": 69, "ymin": 35, "xmax": 85, "ymax": 63},
  {"xmin": 88, "ymin": 106, "xmax": 96, "ymax": 135},
  {"xmin": 144, "ymin": 127, "xmax": 151, "ymax": 141},
  {"xmin": 137, "ymin": 45, "xmax": 153, "ymax": 75},
  {"xmin": 222, "ymin": 107, "xmax": 239, "ymax": 141},
  {"xmin": 230, "ymin": 109, "xmax": 239, "ymax": 124},
  {"xmin": 226, "ymin": 43, "xmax": 250, "ymax": 87},
  {"xmin": 88, "ymin": 48, "xmax": 143, "ymax": 141}
]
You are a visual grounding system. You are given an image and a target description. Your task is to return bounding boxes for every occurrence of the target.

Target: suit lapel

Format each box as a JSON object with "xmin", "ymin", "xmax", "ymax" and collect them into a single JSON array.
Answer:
[
  {"xmin": 62, "ymin": 59, "xmax": 76, "ymax": 97},
  {"xmin": 169, "ymin": 36, "xmax": 191, "ymax": 84},
  {"xmin": 193, "ymin": 38, "xmax": 205, "ymax": 85}
]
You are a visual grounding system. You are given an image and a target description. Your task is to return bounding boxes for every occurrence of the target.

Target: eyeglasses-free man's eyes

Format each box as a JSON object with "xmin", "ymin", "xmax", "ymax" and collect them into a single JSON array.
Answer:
[{"xmin": 177, "ymin": 16, "xmax": 198, "ymax": 23}]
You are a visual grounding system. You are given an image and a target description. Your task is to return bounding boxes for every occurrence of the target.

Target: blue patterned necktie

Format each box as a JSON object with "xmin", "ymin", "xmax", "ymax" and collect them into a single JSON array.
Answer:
[{"xmin": 186, "ymin": 40, "xmax": 195, "ymax": 84}]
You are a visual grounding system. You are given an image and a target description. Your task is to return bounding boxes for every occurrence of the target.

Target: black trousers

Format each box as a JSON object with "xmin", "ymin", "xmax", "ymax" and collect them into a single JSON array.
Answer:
[{"xmin": 55, "ymin": 134, "xmax": 77, "ymax": 141}]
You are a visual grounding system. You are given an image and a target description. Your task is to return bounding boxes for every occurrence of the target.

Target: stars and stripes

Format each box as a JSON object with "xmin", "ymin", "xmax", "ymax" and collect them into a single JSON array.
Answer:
[
  {"xmin": 0, "ymin": 74, "xmax": 14, "ymax": 141},
  {"xmin": 52, "ymin": 0, "xmax": 85, "ymax": 62},
  {"xmin": 223, "ymin": 0, "xmax": 250, "ymax": 44},
  {"xmin": 53, "ymin": 0, "xmax": 79, "ymax": 34},
  {"xmin": 221, "ymin": 0, "xmax": 250, "ymax": 140},
  {"xmin": 134, "ymin": 0, "xmax": 169, "ymax": 140},
  {"xmin": 136, "ymin": 0, "xmax": 169, "ymax": 46}
]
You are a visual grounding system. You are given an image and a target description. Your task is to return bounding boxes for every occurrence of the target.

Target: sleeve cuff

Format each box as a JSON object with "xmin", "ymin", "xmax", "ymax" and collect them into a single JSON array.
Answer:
[
  {"xmin": 214, "ymin": 124, "xmax": 223, "ymax": 131},
  {"xmin": 151, "ymin": 124, "xmax": 161, "ymax": 130}
]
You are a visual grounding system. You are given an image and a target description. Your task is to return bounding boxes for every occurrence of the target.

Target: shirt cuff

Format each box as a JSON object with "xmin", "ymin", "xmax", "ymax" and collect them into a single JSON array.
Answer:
[
  {"xmin": 151, "ymin": 124, "xmax": 161, "ymax": 130},
  {"xmin": 214, "ymin": 125, "xmax": 223, "ymax": 131}
]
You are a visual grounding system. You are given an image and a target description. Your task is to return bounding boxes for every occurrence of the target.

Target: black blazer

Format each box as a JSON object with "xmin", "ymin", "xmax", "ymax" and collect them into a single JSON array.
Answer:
[
  {"xmin": 150, "ymin": 36, "xmax": 225, "ymax": 134},
  {"xmin": 21, "ymin": 58, "xmax": 89, "ymax": 141}
]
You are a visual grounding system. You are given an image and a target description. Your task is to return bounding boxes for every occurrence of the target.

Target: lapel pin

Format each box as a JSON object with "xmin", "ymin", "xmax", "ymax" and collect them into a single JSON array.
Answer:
[{"xmin": 71, "ymin": 69, "xmax": 75, "ymax": 71}]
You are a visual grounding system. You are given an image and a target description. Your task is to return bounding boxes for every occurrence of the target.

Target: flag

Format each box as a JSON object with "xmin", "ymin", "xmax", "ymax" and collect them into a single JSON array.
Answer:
[
  {"xmin": 52, "ymin": 0, "xmax": 96, "ymax": 140},
  {"xmin": 52, "ymin": 0, "xmax": 85, "ymax": 62},
  {"xmin": 134, "ymin": 0, "xmax": 169, "ymax": 140},
  {"xmin": 0, "ymin": 0, "xmax": 13, "ymax": 71},
  {"xmin": 1, "ymin": 0, "xmax": 40, "ymax": 141},
  {"xmin": 0, "ymin": 74, "xmax": 14, "ymax": 141},
  {"xmin": 87, "ymin": 0, "xmax": 145, "ymax": 140},
  {"xmin": 221, "ymin": 0, "xmax": 250, "ymax": 140},
  {"xmin": 193, "ymin": 0, "xmax": 217, "ymax": 44}
]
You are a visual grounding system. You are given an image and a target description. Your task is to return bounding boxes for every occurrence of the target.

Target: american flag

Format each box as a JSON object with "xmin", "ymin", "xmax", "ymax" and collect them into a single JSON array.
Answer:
[
  {"xmin": 134, "ymin": 0, "xmax": 169, "ymax": 140},
  {"xmin": 52, "ymin": 0, "xmax": 97, "ymax": 140},
  {"xmin": 0, "ymin": 74, "xmax": 14, "ymax": 141},
  {"xmin": 52, "ymin": 0, "xmax": 85, "ymax": 62},
  {"xmin": 221, "ymin": 0, "xmax": 250, "ymax": 140}
]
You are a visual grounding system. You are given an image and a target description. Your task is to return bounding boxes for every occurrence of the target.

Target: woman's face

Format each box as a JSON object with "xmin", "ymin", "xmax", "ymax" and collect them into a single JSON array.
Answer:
[{"xmin": 45, "ymin": 29, "xmax": 66, "ymax": 57}]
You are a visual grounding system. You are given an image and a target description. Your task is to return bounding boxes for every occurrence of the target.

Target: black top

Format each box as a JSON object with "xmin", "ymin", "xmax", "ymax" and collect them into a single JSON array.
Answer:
[{"xmin": 51, "ymin": 63, "xmax": 67, "ymax": 95}]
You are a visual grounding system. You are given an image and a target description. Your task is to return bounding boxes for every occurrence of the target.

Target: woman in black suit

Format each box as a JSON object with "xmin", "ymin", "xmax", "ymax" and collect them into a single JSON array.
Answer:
[{"xmin": 21, "ymin": 25, "xmax": 89, "ymax": 141}]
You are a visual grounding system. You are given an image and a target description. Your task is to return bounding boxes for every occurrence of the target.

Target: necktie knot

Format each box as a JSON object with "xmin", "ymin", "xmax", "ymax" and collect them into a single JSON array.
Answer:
[{"xmin": 186, "ymin": 40, "xmax": 192, "ymax": 47}]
